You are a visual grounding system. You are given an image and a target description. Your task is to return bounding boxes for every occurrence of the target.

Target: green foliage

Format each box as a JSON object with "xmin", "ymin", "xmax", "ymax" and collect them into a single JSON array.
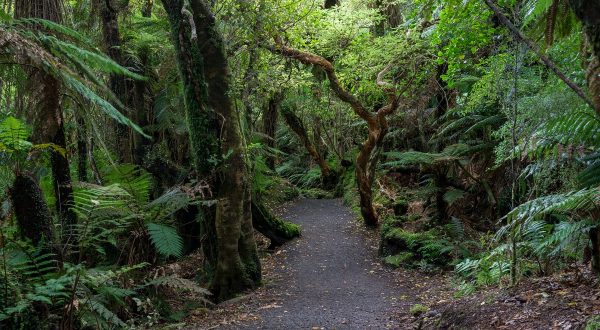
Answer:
[
  {"xmin": 586, "ymin": 315, "xmax": 600, "ymax": 330},
  {"xmin": 72, "ymin": 165, "xmax": 189, "ymax": 260},
  {"xmin": 0, "ymin": 19, "xmax": 147, "ymax": 137},
  {"xmin": 0, "ymin": 239, "xmax": 149, "ymax": 329},
  {"xmin": 381, "ymin": 225, "xmax": 456, "ymax": 268}
]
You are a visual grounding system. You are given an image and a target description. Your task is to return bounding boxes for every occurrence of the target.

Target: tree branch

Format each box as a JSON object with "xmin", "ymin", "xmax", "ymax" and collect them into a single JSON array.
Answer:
[
  {"xmin": 267, "ymin": 37, "xmax": 375, "ymax": 123},
  {"xmin": 483, "ymin": 0, "xmax": 594, "ymax": 109}
]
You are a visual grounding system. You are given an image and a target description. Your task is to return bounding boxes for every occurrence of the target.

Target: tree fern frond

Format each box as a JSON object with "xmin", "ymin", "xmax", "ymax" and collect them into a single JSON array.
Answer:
[
  {"xmin": 579, "ymin": 151, "xmax": 600, "ymax": 187},
  {"xmin": 41, "ymin": 35, "xmax": 145, "ymax": 80},
  {"xmin": 57, "ymin": 72, "xmax": 148, "ymax": 138},
  {"xmin": 16, "ymin": 18, "xmax": 94, "ymax": 47}
]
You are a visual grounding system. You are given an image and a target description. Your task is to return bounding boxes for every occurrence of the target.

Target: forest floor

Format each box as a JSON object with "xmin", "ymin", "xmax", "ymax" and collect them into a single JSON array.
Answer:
[{"xmin": 183, "ymin": 198, "xmax": 600, "ymax": 329}]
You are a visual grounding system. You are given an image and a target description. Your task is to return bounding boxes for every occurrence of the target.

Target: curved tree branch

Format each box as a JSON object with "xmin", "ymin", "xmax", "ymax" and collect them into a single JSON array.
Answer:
[{"xmin": 268, "ymin": 37, "xmax": 374, "ymax": 123}]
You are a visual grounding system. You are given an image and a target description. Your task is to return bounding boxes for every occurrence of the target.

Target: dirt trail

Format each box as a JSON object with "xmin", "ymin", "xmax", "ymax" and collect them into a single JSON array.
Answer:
[{"xmin": 221, "ymin": 198, "xmax": 412, "ymax": 329}]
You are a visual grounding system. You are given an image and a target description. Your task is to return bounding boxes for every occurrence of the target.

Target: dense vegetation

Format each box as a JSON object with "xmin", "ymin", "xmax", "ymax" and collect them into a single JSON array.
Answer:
[{"xmin": 0, "ymin": 0, "xmax": 598, "ymax": 328}]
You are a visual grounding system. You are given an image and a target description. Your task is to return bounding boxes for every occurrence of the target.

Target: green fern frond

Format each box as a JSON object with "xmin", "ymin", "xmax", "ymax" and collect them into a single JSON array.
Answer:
[
  {"xmin": 16, "ymin": 18, "xmax": 94, "ymax": 47},
  {"xmin": 522, "ymin": 0, "xmax": 555, "ymax": 26},
  {"xmin": 42, "ymin": 35, "xmax": 145, "ymax": 80},
  {"xmin": 0, "ymin": 116, "xmax": 31, "ymax": 151},
  {"xmin": 104, "ymin": 165, "xmax": 152, "ymax": 204},
  {"xmin": 146, "ymin": 223, "xmax": 183, "ymax": 258},
  {"xmin": 579, "ymin": 152, "xmax": 600, "ymax": 187},
  {"xmin": 57, "ymin": 72, "xmax": 148, "ymax": 137}
]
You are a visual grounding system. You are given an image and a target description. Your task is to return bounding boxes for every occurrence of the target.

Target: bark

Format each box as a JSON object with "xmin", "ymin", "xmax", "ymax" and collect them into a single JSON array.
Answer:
[
  {"xmin": 568, "ymin": 0, "xmax": 600, "ymax": 115},
  {"xmin": 99, "ymin": 0, "xmax": 133, "ymax": 163},
  {"xmin": 242, "ymin": 48, "xmax": 259, "ymax": 129},
  {"xmin": 263, "ymin": 92, "xmax": 282, "ymax": 170},
  {"xmin": 268, "ymin": 39, "xmax": 399, "ymax": 226},
  {"xmin": 10, "ymin": 174, "xmax": 54, "ymax": 248},
  {"xmin": 132, "ymin": 0, "xmax": 153, "ymax": 165},
  {"xmin": 161, "ymin": 0, "xmax": 219, "ymax": 266},
  {"xmin": 161, "ymin": 0, "xmax": 218, "ymax": 175},
  {"xmin": 190, "ymin": 0, "xmax": 261, "ymax": 300},
  {"xmin": 162, "ymin": 0, "xmax": 260, "ymax": 300},
  {"xmin": 281, "ymin": 104, "xmax": 333, "ymax": 180},
  {"xmin": 15, "ymin": 0, "xmax": 77, "ymax": 244},
  {"xmin": 251, "ymin": 200, "xmax": 300, "ymax": 249}
]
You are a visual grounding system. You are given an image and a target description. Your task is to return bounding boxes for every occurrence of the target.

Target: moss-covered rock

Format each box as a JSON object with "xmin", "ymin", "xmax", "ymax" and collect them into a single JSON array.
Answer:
[{"xmin": 380, "ymin": 216, "xmax": 454, "ymax": 268}]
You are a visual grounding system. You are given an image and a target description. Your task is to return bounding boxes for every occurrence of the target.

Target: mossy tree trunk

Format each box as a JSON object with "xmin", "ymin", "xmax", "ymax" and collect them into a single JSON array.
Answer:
[
  {"xmin": 132, "ymin": 0, "xmax": 154, "ymax": 165},
  {"xmin": 190, "ymin": 0, "xmax": 261, "ymax": 300},
  {"xmin": 251, "ymin": 200, "xmax": 300, "ymax": 249},
  {"xmin": 162, "ymin": 0, "xmax": 260, "ymax": 300},
  {"xmin": 15, "ymin": 0, "xmax": 77, "ymax": 245},
  {"xmin": 161, "ymin": 0, "xmax": 219, "ymax": 265}
]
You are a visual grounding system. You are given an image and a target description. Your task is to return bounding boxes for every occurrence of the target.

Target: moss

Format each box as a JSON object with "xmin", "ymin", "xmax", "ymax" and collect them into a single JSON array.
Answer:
[
  {"xmin": 263, "ymin": 177, "xmax": 299, "ymax": 206},
  {"xmin": 586, "ymin": 315, "xmax": 600, "ymax": 330},
  {"xmin": 409, "ymin": 304, "xmax": 429, "ymax": 316},
  {"xmin": 301, "ymin": 188, "xmax": 334, "ymax": 199},
  {"xmin": 252, "ymin": 201, "xmax": 300, "ymax": 248},
  {"xmin": 338, "ymin": 166, "xmax": 362, "ymax": 217},
  {"xmin": 380, "ymin": 221, "xmax": 454, "ymax": 267},
  {"xmin": 384, "ymin": 252, "xmax": 414, "ymax": 268}
]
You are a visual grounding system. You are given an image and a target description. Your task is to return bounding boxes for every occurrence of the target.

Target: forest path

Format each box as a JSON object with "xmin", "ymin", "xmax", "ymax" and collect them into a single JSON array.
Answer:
[{"xmin": 219, "ymin": 198, "xmax": 411, "ymax": 329}]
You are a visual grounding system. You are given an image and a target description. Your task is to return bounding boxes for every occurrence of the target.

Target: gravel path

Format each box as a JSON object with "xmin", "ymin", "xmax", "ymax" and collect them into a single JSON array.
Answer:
[{"xmin": 225, "ymin": 198, "xmax": 410, "ymax": 329}]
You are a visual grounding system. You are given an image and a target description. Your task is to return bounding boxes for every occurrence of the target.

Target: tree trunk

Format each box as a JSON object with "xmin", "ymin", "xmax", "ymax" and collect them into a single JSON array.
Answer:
[
  {"xmin": 263, "ymin": 92, "xmax": 282, "ymax": 170},
  {"xmin": 162, "ymin": 0, "xmax": 260, "ymax": 300},
  {"xmin": 15, "ymin": 0, "xmax": 77, "ymax": 245},
  {"xmin": 568, "ymin": 0, "xmax": 600, "ymax": 115},
  {"xmin": 10, "ymin": 174, "xmax": 54, "ymax": 248},
  {"xmin": 251, "ymin": 200, "xmax": 300, "ymax": 249},
  {"xmin": 190, "ymin": 0, "xmax": 261, "ymax": 300},
  {"xmin": 590, "ymin": 226, "xmax": 600, "ymax": 275},
  {"xmin": 99, "ymin": 0, "xmax": 133, "ymax": 163},
  {"xmin": 355, "ymin": 118, "xmax": 387, "ymax": 227},
  {"xmin": 76, "ymin": 115, "xmax": 88, "ymax": 182},
  {"xmin": 132, "ymin": 0, "xmax": 154, "ymax": 165},
  {"xmin": 281, "ymin": 104, "xmax": 334, "ymax": 184},
  {"xmin": 161, "ymin": 0, "xmax": 220, "ymax": 266}
]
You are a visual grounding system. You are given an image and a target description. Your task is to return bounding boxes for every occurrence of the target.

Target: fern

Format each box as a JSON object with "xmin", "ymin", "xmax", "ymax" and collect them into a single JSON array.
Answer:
[
  {"xmin": 0, "ymin": 116, "xmax": 31, "ymax": 151},
  {"xmin": 147, "ymin": 223, "xmax": 183, "ymax": 258},
  {"xmin": 147, "ymin": 275, "xmax": 211, "ymax": 297}
]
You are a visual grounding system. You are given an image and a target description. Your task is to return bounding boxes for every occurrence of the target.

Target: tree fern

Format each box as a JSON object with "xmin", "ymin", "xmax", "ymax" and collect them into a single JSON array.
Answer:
[{"xmin": 497, "ymin": 188, "xmax": 599, "ymax": 240}]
